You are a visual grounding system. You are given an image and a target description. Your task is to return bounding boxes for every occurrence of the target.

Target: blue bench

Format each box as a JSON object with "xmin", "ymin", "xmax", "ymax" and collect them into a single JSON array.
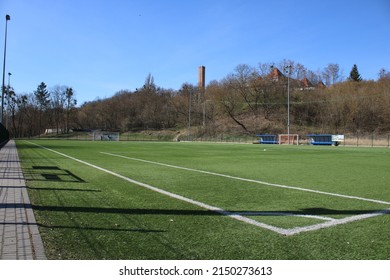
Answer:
[
  {"xmin": 307, "ymin": 134, "xmax": 340, "ymax": 146},
  {"xmin": 256, "ymin": 134, "xmax": 278, "ymax": 144},
  {"xmin": 311, "ymin": 141, "xmax": 333, "ymax": 145}
]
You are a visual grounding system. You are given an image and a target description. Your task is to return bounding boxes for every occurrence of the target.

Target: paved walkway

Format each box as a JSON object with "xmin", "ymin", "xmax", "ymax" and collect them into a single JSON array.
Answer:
[{"xmin": 0, "ymin": 140, "xmax": 46, "ymax": 260}]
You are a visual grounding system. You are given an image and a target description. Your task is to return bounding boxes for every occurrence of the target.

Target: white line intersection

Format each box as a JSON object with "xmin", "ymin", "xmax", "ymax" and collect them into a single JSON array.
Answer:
[{"xmin": 25, "ymin": 142, "xmax": 390, "ymax": 236}]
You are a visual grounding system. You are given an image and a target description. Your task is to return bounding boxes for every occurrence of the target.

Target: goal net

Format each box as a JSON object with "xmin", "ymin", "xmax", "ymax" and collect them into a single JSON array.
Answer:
[
  {"xmin": 92, "ymin": 131, "xmax": 120, "ymax": 141},
  {"xmin": 278, "ymin": 134, "xmax": 299, "ymax": 145}
]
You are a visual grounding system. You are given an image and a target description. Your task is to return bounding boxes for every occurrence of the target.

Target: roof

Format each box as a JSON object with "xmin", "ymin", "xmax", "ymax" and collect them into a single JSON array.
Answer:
[
  {"xmin": 264, "ymin": 67, "xmax": 326, "ymax": 90},
  {"xmin": 300, "ymin": 77, "xmax": 314, "ymax": 88}
]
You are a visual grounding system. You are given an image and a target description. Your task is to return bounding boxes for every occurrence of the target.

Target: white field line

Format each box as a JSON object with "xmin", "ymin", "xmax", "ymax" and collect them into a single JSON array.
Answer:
[
  {"xmin": 286, "ymin": 210, "xmax": 390, "ymax": 236},
  {"xmin": 25, "ymin": 141, "xmax": 289, "ymax": 235},
  {"xmin": 235, "ymin": 212, "xmax": 335, "ymax": 221},
  {"xmin": 101, "ymin": 152, "xmax": 390, "ymax": 236},
  {"xmin": 101, "ymin": 152, "xmax": 390, "ymax": 206},
  {"xmin": 24, "ymin": 142, "xmax": 389, "ymax": 236}
]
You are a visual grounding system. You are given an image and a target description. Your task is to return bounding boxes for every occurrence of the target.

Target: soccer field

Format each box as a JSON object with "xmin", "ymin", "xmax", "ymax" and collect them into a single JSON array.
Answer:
[{"xmin": 16, "ymin": 140, "xmax": 390, "ymax": 259}]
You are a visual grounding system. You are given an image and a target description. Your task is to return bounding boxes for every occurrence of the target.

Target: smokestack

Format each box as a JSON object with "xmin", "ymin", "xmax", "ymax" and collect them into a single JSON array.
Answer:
[{"xmin": 198, "ymin": 66, "xmax": 205, "ymax": 90}]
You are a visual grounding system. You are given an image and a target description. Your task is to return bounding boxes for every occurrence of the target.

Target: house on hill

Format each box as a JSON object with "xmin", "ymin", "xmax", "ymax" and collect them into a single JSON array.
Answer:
[
  {"xmin": 299, "ymin": 77, "xmax": 314, "ymax": 90},
  {"xmin": 266, "ymin": 67, "xmax": 325, "ymax": 91},
  {"xmin": 316, "ymin": 81, "xmax": 326, "ymax": 89},
  {"xmin": 268, "ymin": 68, "xmax": 285, "ymax": 82}
]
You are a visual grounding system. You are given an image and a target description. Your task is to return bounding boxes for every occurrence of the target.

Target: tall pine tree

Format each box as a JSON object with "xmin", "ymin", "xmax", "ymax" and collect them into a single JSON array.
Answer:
[
  {"xmin": 34, "ymin": 82, "xmax": 50, "ymax": 135},
  {"xmin": 349, "ymin": 64, "xmax": 362, "ymax": 81}
]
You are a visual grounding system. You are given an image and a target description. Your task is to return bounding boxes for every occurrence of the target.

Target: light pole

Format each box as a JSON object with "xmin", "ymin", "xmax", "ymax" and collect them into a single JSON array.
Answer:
[
  {"xmin": 283, "ymin": 65, "xmax": 292, "ymax": 144},
  {"xmin": 6, "ymin": 72, "xmax": 11, "ymax": 129},
  {"xmin": 1, "ymin": 14, "xmax": 11, "ymax": 125},
  {"xmin": 188, "ymin": 88, "xmax": 191, "ymax": 141}
]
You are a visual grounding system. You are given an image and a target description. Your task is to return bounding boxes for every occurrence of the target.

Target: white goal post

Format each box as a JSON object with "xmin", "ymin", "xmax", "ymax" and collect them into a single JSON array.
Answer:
[
  {"xmin": 278, "ymin": 134, "xmax": 299, "ymax": 145},
  {"xmin": 92, "ymin": 131, "xmax": 120, "ymax": 141}
]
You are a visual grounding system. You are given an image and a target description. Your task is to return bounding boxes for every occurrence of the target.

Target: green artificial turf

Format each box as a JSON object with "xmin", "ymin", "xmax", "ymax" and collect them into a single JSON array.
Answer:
[{"xmin": 16, "ymin": 140, "xmax": 390, "ymax": 259}]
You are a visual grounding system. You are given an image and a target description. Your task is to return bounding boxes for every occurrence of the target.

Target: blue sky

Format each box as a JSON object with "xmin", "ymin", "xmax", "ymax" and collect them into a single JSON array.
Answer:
[{"xmin": 1, "ymin": 0, "xmax": 390, "ymax": 105}]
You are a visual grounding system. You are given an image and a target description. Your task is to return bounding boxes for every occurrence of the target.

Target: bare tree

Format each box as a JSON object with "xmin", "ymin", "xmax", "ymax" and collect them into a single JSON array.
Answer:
[
  {"xmin": 258, "ymin": 62, "xmax": 274, "ymax": 77},
  {"xmin": 230, "ymin": 64, "xmax": 261, "ymax": 117},
  {"xmin": 378, "ymin": 68, "xmax": 390, "ymax": 80},
  {"xmin": 65, "ymin": 87, "xmax": 77, "ymax": 133},
  {"xmin": 306, "ymin": 70, "xmax": 322, "ymax": 85},
  {"xmin": 294, "ymin": 63, "xmax": 307, "ymax": 81},
  {"xmin": 216, "ymin": 76, "xmax": 249, "ymax": 133},
  {"xmin": 50, "ymin": 85, "xmax": 67, "ymax": 134},
  {"xmin": 323, "ymin": 63, "xmax": 342, "ymax": 85}
]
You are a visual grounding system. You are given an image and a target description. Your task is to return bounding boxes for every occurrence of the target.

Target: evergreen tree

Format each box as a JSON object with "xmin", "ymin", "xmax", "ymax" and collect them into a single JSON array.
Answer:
[
  {"xmin": 349, "ymin": 64, "xmax": 362, "ymax": 81},
  {"xmin": 34, "ymin": 82, "xmax": 50, "ymax": 135},
  {"xmin": 34, "ymin": 82, "xmax": 50, "ymax": 109}
]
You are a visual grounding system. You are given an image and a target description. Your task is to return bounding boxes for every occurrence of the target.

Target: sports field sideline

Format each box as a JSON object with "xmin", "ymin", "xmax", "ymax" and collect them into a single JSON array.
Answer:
[{"xmin": 16, "ymin": 140, "xmax": 390, "ymax": 259}]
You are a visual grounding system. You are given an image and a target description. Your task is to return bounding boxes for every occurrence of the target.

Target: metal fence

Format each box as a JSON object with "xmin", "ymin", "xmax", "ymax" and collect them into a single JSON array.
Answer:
[
  {"xmin": 342, "ymin": 134, "xmax": 390, "ymax": 148},
  {"xmin": 19, "ymin": 131, "xmax": 390, "ymax": 148}
]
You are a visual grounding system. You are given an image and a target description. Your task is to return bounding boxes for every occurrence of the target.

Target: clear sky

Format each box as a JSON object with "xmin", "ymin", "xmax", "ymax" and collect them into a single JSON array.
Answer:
[{"xmin": 1, "ymin": 0, "xmax": 390, "ymax": 105}]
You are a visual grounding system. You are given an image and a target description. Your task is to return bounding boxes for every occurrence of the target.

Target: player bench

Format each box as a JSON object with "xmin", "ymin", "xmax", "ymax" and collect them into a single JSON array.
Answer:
[
  {"xmin": 307, "ymin": 134, "xmax": 344, "ymax": 146},
  {"xmin": 256, "ymin": 134, "xmax": 278, "ymax": 144}
]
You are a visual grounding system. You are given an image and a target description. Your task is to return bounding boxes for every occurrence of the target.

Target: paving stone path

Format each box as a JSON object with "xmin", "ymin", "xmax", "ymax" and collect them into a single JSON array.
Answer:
[{"xmin": 0, "ymin": 140, "xmax": 46, "ymax": 260}]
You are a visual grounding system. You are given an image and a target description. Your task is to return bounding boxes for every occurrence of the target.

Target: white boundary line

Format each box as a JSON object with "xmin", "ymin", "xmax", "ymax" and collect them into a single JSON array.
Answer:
[
  {"xmin": 101, "ymin": 152, "xmax": 390, "ymax": 206},
  {"xmin": 24, "ymin": 142, "xmax": 389, "ymax": 236},
  {"xmin": 25, "ymin": 141, "xmax": 290, "ymax": 235},
  {"xmin": 235, "ymin": 211, "xmax": 335, "ymax": 221},
  {"xmin": 100, "ymin": 152, "xmax": 390, "ymax": 235},
  {"xmin": 287, "ymin": 210, "xmax": 390, "ymax": 235}
]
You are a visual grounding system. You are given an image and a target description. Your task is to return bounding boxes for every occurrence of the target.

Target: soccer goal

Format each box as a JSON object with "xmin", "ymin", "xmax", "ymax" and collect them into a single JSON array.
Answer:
[
  {"xmin": 92, "ymin": 131, "xmax": 120, "ymax": 141},
  {"xmin": 278, "ymin": 134, "xmax": 299, "ymax": 145}
]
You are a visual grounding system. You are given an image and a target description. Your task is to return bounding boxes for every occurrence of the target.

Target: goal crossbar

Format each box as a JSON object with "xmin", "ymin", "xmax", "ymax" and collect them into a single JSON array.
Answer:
[{"xmin": 278, "ymin": 134, "xmax": 299, "ymax": 145}]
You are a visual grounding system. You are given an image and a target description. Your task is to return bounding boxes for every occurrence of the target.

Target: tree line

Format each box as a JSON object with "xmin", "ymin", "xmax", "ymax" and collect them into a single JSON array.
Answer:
[
  {"xmin": 4, "ymin": 82, "xmax": 76, "ymax": 137},
  {"xmin": 4, "ymin": 61, "xmax": 390, "ymax": 138}
]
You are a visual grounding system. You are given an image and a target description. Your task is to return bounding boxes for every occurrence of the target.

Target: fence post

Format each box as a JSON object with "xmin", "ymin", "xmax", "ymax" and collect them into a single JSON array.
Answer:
[
  {"xmin": 356, "ymin": 132, "xmax": 359, "ymax": 147},
  {"xmin": 387, "ymin": 134, "xmax": 390, "ymax": 148}
]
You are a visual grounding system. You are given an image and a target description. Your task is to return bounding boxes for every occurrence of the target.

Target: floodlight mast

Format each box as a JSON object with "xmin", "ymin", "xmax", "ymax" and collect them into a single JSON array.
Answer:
[
  {"xmin": 6, "ymin": 72, "xmax": 11, "ymax": 128},
  {"xmin": 1, "ymin": 14, "xmax": 11, "ymax": 125},
  {"xmin": 284, "ymin": 65, "xmax": 292, "ymax": 144},
  {"xmin": 188, "ymin": 89, "xmax": 191, "ymax": 141}
]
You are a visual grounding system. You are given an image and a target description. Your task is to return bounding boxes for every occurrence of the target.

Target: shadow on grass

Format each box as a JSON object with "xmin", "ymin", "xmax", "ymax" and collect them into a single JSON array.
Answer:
[
  {"xmin": 22, "ymin": 166, "xmax": 86, "ymax": 183},
  {"xmin": 37, "ymin": 223, "xmax": 165, "ymax": 233},
  {"xmin": 0, "ymin": 221, "xmax": 164, "ymax": 233},
  {"xmin": 29, "ymin": 205, "xmax": 390, "ymax": 216},
  {"xmin": 16, "ymin": 143, "xmax": 81, "ymax": 150},
  {"xmin": 27, "ymin": 186, "xmax": 101, "ymax": 192},
  {"xmin": 31, "ymin": 205, "xmax": 220, "ymax": 216}
]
